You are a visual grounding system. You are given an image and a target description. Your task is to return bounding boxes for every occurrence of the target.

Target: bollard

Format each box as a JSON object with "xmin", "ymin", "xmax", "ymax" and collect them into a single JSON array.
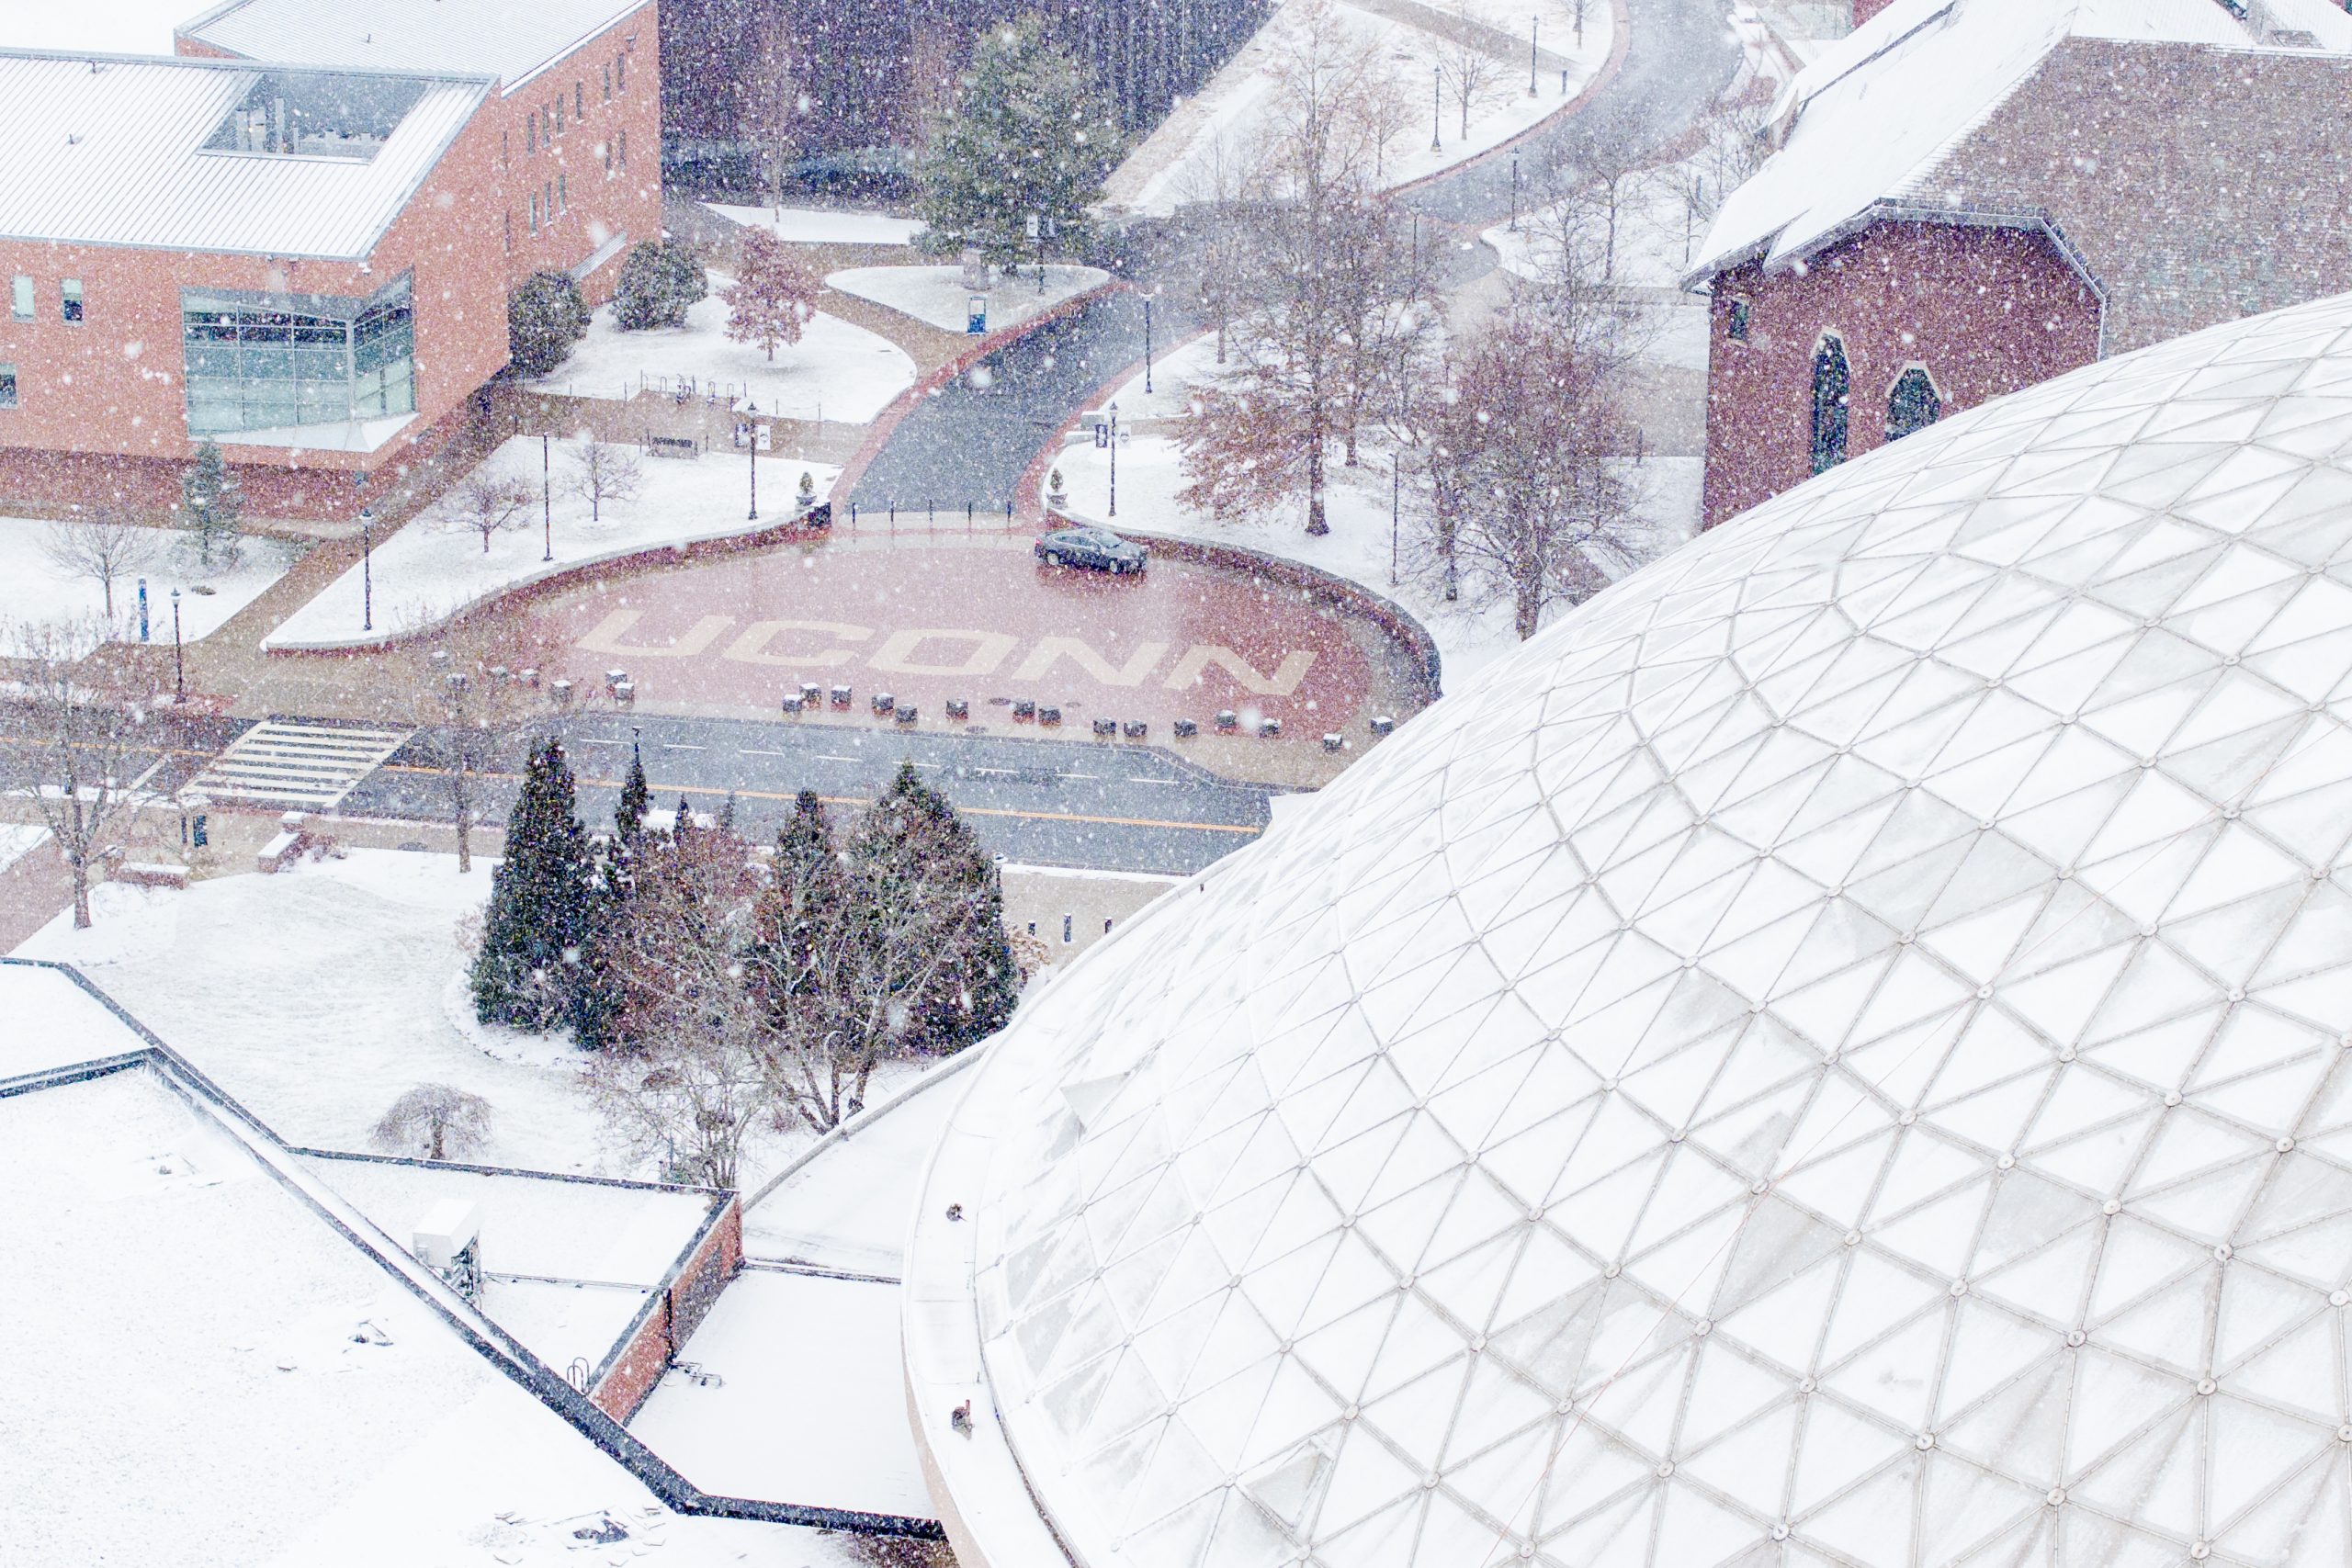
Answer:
[
  {"xmin": 896, "ymin": 705, "xmax": 919, "ymax": 726},
  {"xmin": 872, "ymin": 692, "xmax": 896, "ymax": 715},
  {"xmin": 831, "ymin": 683, "xmax": 853, "ymax": 708},
  {"xmin": 614, "ymin": 681, "xmax": 637, "ymax": 705},
  {"xmin": 1123, "ymin": 720, "xmax": 1148, "ymax": 739},
  {"xmin": 1370, "ymin": 715, "xmax": 1396, "ymax": 737},
  {"xmin": 1323, "ymin": 733, "xmax": 1345, "ymax": 752},
  {"xmin": 550, "ymin": 678, "xmax": 574, "ymax": 705},
  {"xmin": 1260, "ymin": 716, "xmax": 1282, "ymax": 738},
  {"xmin": 800, "ymin": 681, "xmax": 822, "ymax": 705},
  {"xmin": 1039, "ymin": 705, "xmax": 1062, "ymax": 726},
  {"xmin": 946, "ymin": 697, "xmax": 970, "ymax": 719},
  {"xmin": 1173, "ymin": 717, "xmax": 1198, "ymax": 738},
  {"xmin": 1093, "ymin": 717, "xmax": 1117, "ymax": 737},
  {"xmin": 1013, "ymin": 699, "xmax": 1036, "ymax": 720},
  {"xmin": 1216, "ymin": 710, "xmax": 1238, "ymax": 732},
  {"xmin": 782, "ymin": 694, "xmax": 803, "ymax": 714}
]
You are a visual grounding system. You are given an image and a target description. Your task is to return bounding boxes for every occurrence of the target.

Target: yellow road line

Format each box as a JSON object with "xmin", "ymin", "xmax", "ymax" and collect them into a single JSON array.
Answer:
[{"xmin": 378, "ymin": 764, "xmax": 1264, "ymax": 837}]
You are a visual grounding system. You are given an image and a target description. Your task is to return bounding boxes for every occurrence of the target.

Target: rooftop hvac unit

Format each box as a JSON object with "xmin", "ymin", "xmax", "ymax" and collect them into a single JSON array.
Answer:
[{"xmin": 413, "ymin": 1199, "xmax": 482, "ymax": 1304}]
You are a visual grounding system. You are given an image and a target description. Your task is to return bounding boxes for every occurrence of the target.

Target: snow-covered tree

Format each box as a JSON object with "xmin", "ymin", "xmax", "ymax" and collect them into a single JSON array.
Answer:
[
  {"xmin": 564, "ymin": 433, "xmax": 643, "ymax": 522},
  {"xmin": 372, "ymin": 1084, "xmax": 493, "ymax": 1161},
  {"xmin": 722, "ymin": 229, "xmax": 820, "ymax": 361},
  {"xmin": 41, "ymin": 508, "xmax": 164, "ymax": 620},
  {"xmin": 470, "ymin": 738, "xmax": 597, "ymax": 1031},
  {"xmin": 180, "ymin": 440, "xmax": 243, "ymax": 567},
  {"xmin": 916, "ymin": 18, "xmax": 1124, "ymax": 269},
  {"xmin": 614, "ymin": 240, "xmax": 708, "ymax": 332},
  {"xmin": 7, "ymin": 617, "xmax": 144, "ymax": 930},
  {"xmin": 507, "ymin": 269, "xmax": 587, "ymax": 377}
]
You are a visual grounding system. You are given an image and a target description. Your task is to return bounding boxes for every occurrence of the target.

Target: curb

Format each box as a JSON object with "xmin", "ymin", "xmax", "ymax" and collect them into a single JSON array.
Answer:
[{"xmin": 832, "ymin": 276, "xmax": 1131, "ymax": 502}]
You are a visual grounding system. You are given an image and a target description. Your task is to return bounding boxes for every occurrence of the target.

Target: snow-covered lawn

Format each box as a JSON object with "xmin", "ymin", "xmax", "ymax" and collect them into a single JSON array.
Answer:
[
  {"xmin": 703, "ymin": 203, "xmax": 927, "ymax": 247},
  {"xmin": 826, "ymin": 263, "xmax": 1111, "ymax": 335},
  {"xmin": 263, "ymin": 434, "xmax": 841, "ymax": 651},
  {"xmin": 1051, "ymin": 334, "xmax": 1700, "ymax": 691},
  {"xmin": 1109, "ymin": 0, "xmax": 1617, "ymax": 216},
  {"xmin": 0, "ymin": 516, "xmax": 298, "ymax": 654},
  {"xmin": 10, "ymin": 850, "xmax": 920, "ymax": 1193},
  {"xmin": 527, "ymin": 272, "xmax": 914, "ymax": 423}
]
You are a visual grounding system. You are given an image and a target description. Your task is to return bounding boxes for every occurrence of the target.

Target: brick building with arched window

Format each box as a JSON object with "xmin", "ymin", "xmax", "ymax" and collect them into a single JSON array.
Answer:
[{"xmin": 1687, "ymin": 0, "xmax": 2352, "ymax": 528}]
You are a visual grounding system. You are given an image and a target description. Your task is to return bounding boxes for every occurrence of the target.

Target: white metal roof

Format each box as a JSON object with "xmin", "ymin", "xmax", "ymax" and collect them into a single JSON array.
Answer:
[
  {"xmin": 1692, "ymin": 0, "xmax": 2352, "ymax": 281},
  {"xmin": 180, "ymin": 0, "xmax": 648, "ymax": 92},
  {"xmin": 0, "ymin": 50, "xmax": 488, "ymax": 259}
]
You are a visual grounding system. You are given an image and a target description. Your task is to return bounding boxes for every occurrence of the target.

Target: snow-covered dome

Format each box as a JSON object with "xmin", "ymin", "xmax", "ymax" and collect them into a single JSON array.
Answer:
[{"xmin": 909, "ymin": 292, "xmax": 2352, "ymax": 1568}]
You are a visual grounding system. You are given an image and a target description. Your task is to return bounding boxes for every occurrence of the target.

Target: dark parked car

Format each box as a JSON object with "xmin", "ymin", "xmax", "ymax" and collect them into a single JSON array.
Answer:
[{"xmin": 1035, "ymin": 526, "xmax": 1148, "ymax": 575}]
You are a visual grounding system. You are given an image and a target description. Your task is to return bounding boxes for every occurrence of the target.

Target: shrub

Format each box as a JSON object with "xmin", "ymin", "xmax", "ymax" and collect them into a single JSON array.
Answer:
[
  {"xmin": 614, "ymin": 240, "xmax": 707, "ymax": 332},
  {"xmin": 508, "ymin": 270, "xmax": 588, "ymax": 377}
]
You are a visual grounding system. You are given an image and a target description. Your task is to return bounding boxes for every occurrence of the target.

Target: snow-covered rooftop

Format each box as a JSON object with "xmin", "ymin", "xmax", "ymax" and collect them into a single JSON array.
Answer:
[
  {"xmin": 180, "ymin": 0, "xmax": 648, "ymax": 92},
  {"xmin": 1693, "ymin": 0, "xmax": 2352, "ymax": 280},
  {"xmin": 0, "ymin": 50, "xmax": 486, "ymax": 258},
  {"xmin": 0, "ymin": 1059, "xmax": 770, "ymax": 1567}
]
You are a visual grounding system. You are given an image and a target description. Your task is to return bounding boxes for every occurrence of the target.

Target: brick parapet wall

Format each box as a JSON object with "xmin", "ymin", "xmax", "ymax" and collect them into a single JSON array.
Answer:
[{"xmin": 589, "ymin": 1195, "xmax": 744, "ymax": 1423}]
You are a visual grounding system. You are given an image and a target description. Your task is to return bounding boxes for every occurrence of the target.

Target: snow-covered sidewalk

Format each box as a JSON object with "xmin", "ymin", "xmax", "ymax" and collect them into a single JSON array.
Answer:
[
  {"xmin": 702, "ymin": 204, "xmax": 926, "ymax": 247},
  {"xmin": 263, "ymin": 434, "xmax": 841, "ymax": 651},
  {"xmin": 0, "ymin": 517, "xmax": 297, "ymax": 655},
  {"xmin": 527, "ymin": 272, "xmax": 914, "ymax": 423},
  {"xmin": 825, "ymin": 264, "xmax": 1111, "ymax": 336},
  {"xmin": 1107, "ymin": 0, "xmax": 1617, "ymax": 216}
]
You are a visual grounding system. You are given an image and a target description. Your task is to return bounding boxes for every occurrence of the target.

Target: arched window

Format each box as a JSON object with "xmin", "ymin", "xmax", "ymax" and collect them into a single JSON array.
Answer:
[
  {"xmin": 1887, "ymin": 366, "xmax": 1941, "ymax": 442},
  {"xmin": 1811, "ymin": 334, "xmax": 1849, "ymax": 474}
]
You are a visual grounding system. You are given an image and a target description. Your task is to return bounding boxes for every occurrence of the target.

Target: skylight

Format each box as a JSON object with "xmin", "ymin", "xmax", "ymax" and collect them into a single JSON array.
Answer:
[{"xmin": 202, "ymin": 70, "xmax": 428, "ymax": 163}]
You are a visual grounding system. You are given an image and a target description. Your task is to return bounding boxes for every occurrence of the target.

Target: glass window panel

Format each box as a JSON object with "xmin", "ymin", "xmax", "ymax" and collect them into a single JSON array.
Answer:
[
  {"xmin": 10, "ymin": 277, "xmax": 29, "ymax": 321},
  {"xmin": 60, "ymin": 280, "xmax": 82, "ymax": 323},
  {"xmin": 0, "ymin": 364, "xmax": 17, "ymax": 409}
]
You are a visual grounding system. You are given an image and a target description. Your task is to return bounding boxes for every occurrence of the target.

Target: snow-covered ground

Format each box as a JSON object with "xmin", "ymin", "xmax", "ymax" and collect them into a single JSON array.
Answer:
[
  {"xmin": 703, "ymin": 204, "xmax": 927, "ymax": 247},
  {"xmin": 263, "ymin": 435, "xmax": 841, "ymax": 651},
  {"xmin": 0, "ymin": 516, "xmax": 297, "ymax": 654},
  {"xmin": 0, "ymin": 1, "xmax": 190, "ymax": 51},
  {"xmin": 826, "ymin": 263, "xmax": 1111, "ymax": 335},
  {"xmin": 527, "ymin": 271, "xmax": 914, "ymax": 423},
  {"xmin": 1050, "ymin": 334, "xmax": 1700, "ymax": 690},
  {"xmin": 8, "ymin": 850, "xmax": 919, "ymax": 1193},
  {"xmin": 1109, "ymin": 0, "xmax": 1616, "ymax": 216}
]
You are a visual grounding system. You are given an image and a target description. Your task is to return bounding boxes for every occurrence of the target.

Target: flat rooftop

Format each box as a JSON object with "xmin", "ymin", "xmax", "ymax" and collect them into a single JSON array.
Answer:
[
  {"xmin": 181, "ymin": 0, "xmax": 647, "ymax": 91},
  {"xmin": 0, "ymin": 50, "xmax": 487, "ymax": 257},
  {"xmin": 0, "ymin": 1062, "xmax": 773, "ymax": 1566}
]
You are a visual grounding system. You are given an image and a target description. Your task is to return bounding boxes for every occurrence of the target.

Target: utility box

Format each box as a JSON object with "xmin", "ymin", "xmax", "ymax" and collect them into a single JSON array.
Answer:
[{"xmin": 413, "ymin": 1199, "xmax": 482, "ymax": 1303}]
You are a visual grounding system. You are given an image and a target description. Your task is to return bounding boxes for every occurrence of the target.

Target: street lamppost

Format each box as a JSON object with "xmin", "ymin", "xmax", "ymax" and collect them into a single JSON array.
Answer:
[
  {"xmin": 540, "ymin": 431, "xmax": 554, "ymax": 561},
  {"xmin": 1510, "ymin": 152, "xmax": 1521, "ymax": 232},
  {"xmin": 1391, "ymin": 457, "xmax": 1401, "ymax": 586},
  {"xmin": 1107, "ymin": 400, "xmax": 1119, "ymax": 520},
  {"xmin": 744, "ymin": 400, "xmax": 760, "ymax": 522},
  {"xmin": 1430, "ymin": 64, "xmax": 1442, "ymax": 152},
  {"xmin": 359, "ymin": 504, "xmax": 375, "ymax": 631},
  {"xmin": 1144, "ymin": 295, "xmax": 1156, "ymax": 395},
  {"xmin": 170, "ymin": 588, "xmax": 184, "ymax": 704},
  {"xmin": 1531, "ymin": 16, "xmax": 1540, "ymax": 96}
]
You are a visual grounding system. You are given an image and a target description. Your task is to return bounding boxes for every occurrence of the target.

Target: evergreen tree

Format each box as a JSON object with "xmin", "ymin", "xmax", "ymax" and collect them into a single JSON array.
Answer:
[
  {"xmin": 717, "ymin": 792, "xmax": 740, "ymax": 834},
  {"xmin": 614, "ymin": 239, "xmax": 709, "ymax": 331},
  {"xmin": 917, "ymin": 20, "xmax": 1125, "ymax": 269},
  {"xmin": 673, "ymin": 794, "xmax": 697, "ymax": 840},
  {"xmin": 616, "ymin": 744, "xmax": 650, "ymax": 841},
  {"xmin": 567, "ymin": 839, "xmax": 628, "ymax": 1051},
  {"xmin": 849, "ymin": 761, "xmax": 1021, "ymax": 1053},
  {"xmin": 508, "ymin": 270, "xmax": 589, "ymax": 377},
  {"xmin": 181, "ymin": 439, "xmax": 244, "ymax": 567},
  {"xmin": 470, "ymin": 738, "xmax": 596, "ymax": 1030}
]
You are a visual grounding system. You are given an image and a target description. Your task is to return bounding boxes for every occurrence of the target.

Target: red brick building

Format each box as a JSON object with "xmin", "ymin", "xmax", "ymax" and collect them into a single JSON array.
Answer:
[
  {"xmin": 0, "ymin": 2, "xmax": 657, "ymax": 522},
  {"xmin": 1688, "ymin": 0, "xmax": 2352, "ymax": 526}
]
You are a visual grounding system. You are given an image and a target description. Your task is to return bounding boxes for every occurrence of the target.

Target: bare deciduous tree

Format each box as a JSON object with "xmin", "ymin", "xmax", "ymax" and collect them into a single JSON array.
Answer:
[
  {"xmin": 564, "ymin": 433, "xmax": 644, "ymax": 523},
  {"xmin": 7, "ymin": 618, "xmax": 147, "ymax": 929},
  {"xmin": 389, "ymin": 622, "xmax": 562, "ymax": 874},
  {"xmin": 1434, "ymin": 0, "xmax": 1509, "ymax": 141},
  {"xmin": 372, "ymin": 1083, "xmax": 494, "ymax": 1161},
  {"xmin": 583, "ymin": 819, "xmax": 776, "ymax": 1187},
  {"xmin": 435, "ymin": 473, "xmax": 537, "ymax": 554},
  {"xmin": 41, "ymin": 510, "xmax": 165, "ymax": 622}
]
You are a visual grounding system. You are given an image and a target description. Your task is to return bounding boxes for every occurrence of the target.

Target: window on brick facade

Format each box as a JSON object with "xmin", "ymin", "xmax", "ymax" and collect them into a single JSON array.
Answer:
[
  {"xmin": 61, "ymin": 280, "xmax": 82, "ymax": 323},
  {"xmin": 617, "ymin": 129, "xmax": 627, "ymax": 167},
  {"xmin": 1811, "ymin": 333, "xmax": 1850, "ymax": 475},
  {"xmin": 527, "ymin": 114, "xmax": 537, "ymax": 153},
  {"xmin": 1727, "ymin": 297, "xmax": 1751, "ymax": 342},
  {"xmin": 603, "ymin": 64, "xmax": 612, "ymax": 99},
  {"xmin": 545, "ymin": 180, "xmax": 554, "ymax": 221},
  {"xmin": 576, "ymin": 82, "xmax": 584, "ymax": 118},
  {"xmin": 554, "ymin": 96, "xmax": 563, "ymax": 133},
  {"xmin": 0, "ymin": 364, "xmax": 17, "ymax": 409},
  {"xmin": 558, "ymin": 174, "xmax": 568, "ymax": 211},
  {"xmin": 603, "ymin": 137, "xmax": 611, "ymax": 172},
  {"xmin": 1887, "ymin": 366, "xmax": 1941, "ymax": 443},
  {"xmin": 616, "ymin": 52, "xmax": 627, "ymax": 91},
  {"xmin": 529, "ymin": 192, "xmax": 540, "ymax": 233},
  {"xmin": 10, "ymin": 276, "xmax": 30, "ymax": 321},
  {"xmin": 504, "ymin": 211, "xmax": 514, "ymax": 252}
]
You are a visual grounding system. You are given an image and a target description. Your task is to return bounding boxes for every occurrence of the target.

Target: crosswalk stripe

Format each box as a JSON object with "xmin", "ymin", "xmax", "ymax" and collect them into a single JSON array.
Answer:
[{"xmin": 187, "ymin": 720, "xmax": 413, "ymax": 809}]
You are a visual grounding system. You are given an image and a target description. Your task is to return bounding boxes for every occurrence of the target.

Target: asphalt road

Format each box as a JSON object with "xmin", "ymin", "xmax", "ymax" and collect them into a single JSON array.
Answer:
[
  {"xmin": 348, "ymin": 712, "xmax": 1271, "ymax": 874},
  {"xmin": 1400, "ymin": 0, "xmax": 1745, "ymax": 225},
  {"xmin": 843, "ymin": 288, "xmax": 1191, "ymax": 513}
]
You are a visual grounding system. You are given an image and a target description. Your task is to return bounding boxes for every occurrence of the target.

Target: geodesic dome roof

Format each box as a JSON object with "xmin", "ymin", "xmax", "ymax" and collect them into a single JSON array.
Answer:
[{"xmin": 920, "ymin": 291, "xmax": 2352, "ymax": 1568}]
